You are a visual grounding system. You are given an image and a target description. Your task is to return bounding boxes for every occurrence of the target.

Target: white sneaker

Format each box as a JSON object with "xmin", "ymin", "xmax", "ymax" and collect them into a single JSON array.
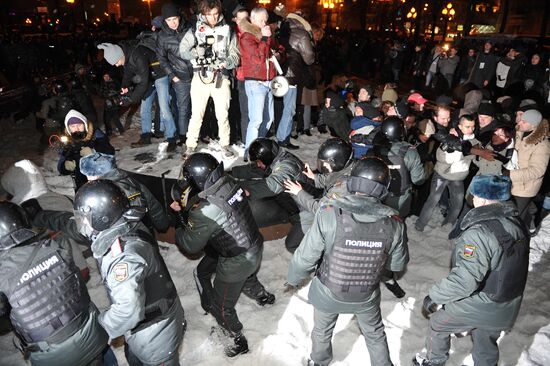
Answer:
[{"xmin": 221, "ymin": 146, "xmax": 235, "ymax": 158}]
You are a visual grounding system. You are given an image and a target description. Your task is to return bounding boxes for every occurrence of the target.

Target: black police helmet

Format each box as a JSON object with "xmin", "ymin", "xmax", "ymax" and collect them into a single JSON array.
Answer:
[
  {"xmin": 248, "ymin": 138, "xmax": 279, "ymax": 167},
  {"xmin": 347, "ymin": 157, "xmax": 390, "ymax": 199},
  {"xmin": 317, "ymin": 138, "xmax": 353, "ymax": 174},
  {"xmin": 74, "ymin": 180, "xmax": 129, "ymax": 232},
  {"xmin": 0, "ymin": 201, "xmax": 36, "ymax": 250},
  {"xmin": 181, "ymin": 153, "xmax": 223, "ymax": 191},
  {"xmin": 382, "ymin": 116, "xmax": 405, "ymax": 142}
]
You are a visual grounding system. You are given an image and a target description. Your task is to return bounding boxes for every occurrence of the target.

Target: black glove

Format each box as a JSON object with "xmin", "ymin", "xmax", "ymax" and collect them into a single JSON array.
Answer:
[
  {"xmin": 421, "ymin": 295, "xmax": 439, "ymax": 318},
  {"xmin": 350, "ymin": 134, "xmax": 366, "ymax": 144},
  {"xmin": 384, "ymin": 279, "xmax": 406, "ymax": 298},
  {"xmin": 176, "ymin": 210, "xmax": 189, "ymax": 228},
  {"xmin": 21, "ymin": 199, "xmax": 43, "ymax": 221}
]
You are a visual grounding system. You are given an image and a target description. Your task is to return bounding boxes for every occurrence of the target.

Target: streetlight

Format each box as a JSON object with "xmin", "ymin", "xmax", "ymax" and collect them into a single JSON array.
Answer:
[
  {"xmin": 441, "ymin": 2, "xmax": 455, "ymax": 40},
  {"xmin": 143, "ymin": 0, "xmax": 153, "ymax": 24},
  {"xmin": 321, "ymin": 0, "xmax": 343, "ymax": 29}
]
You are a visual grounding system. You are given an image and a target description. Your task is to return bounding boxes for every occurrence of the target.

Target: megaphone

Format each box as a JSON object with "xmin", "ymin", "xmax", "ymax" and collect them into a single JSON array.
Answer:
[
  {"xmin": 269, "ymin": 54, "xmax": 289, "ymax": 97},
  {"xmin": 271, "ymin": 76, "xmax": 289, "ymax": 97}
]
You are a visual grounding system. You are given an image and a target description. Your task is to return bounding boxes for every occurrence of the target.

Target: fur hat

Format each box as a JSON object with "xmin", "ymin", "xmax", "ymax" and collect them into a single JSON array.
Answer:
[
  {"xmin": 79, "ymin": 153, "xmax": 116, "ymax": 177},
  {"xmin": 97, "ymin": 43, "xmax": 124, "ymax": 66},
  {"xmin": 470, "ymin": 174, "xmax": 511, "ymax": 201}
]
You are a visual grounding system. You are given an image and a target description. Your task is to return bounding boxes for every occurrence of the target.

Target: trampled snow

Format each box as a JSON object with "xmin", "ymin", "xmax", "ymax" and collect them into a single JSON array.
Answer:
[{"xmin": 1, "ymin": 114, "xmax": 549, "ymax": 366}]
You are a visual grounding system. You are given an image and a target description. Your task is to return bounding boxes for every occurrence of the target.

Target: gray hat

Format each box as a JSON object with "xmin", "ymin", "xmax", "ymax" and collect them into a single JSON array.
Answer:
[
  {"xmin": 518, "ymin": 99, "xmax": 538, "ymax": 112},
  {"xmin": 522, "ymin": 109, "xmax": 543, "ymax": 127},
  {"xmin": 97, "ymin": 43, "xmax": 124, "ymax": 66},
  {"xmin": 80, "ymin": 153, "xmax": 116, "ymax": 177}
]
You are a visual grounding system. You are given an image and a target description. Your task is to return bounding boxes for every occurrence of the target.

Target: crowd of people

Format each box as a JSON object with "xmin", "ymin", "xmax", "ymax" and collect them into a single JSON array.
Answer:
[{"xmin": 1, "ymin": 0, "xmax": 550, "ymax": 365}]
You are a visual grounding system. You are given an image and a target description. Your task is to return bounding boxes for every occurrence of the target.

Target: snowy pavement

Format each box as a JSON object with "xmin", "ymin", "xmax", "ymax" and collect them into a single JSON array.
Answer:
[{"xmin": 1, "ymin": 116, "xmax": 549, "ymax": 366}]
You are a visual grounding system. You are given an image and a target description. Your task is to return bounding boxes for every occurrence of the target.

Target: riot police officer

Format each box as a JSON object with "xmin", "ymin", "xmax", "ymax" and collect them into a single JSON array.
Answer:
[
  {"xmin": 0, "ymin": 201, "xmax": 110, "ymax": 366},
  {"xmin": 283, "ymin": 137, "xmax": 354, "ymax": 252},
  {"xmin": 79, "ymin": 152, "xmax": 170, "ymax": 233},
  {"xmin": 415, "ymin": 175, "xmax": 529, "ymax": 366},
  {"xmin": 243, "ymin": 137, "xmax": 311, "ymax": 199},
  {"xmin": 287, "ymin": 157, "xmax": 409, "ymax": 366},
  {"xmin": 170, "ymin": 153, "xmax": 274, "ymax": 357},
  {"xmin": 29, "ymin": 180, "xmax": 185, "ymax": 366},
  {"xmin": 369, "ymin": 116, "xmax": 426, "ymax": 218}
]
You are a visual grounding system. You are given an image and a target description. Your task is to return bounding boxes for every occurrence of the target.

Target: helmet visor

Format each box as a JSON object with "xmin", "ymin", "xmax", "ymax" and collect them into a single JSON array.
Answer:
[{"xmin": 73, "ymin": 210, "xmax": 95, "ymax": 239}]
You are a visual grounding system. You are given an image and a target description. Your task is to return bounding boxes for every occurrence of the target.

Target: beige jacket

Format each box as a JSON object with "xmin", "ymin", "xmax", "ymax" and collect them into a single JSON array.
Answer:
[{"xmin": 510, "ymin": 119, "xmax": 550, "ymax": 197}]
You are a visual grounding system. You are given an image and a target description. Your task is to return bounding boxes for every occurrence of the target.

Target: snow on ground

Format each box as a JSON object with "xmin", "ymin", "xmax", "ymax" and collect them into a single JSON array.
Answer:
[{"xmin": 1, "ymin": 116, "xmax": 550, "ymax": 366}]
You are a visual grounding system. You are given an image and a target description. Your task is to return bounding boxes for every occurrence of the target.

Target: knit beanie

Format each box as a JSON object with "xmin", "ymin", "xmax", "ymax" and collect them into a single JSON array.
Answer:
[
  {"xmin": 97, "ymin": 43, "xmax": 124, "ymax": 66},
  {"xmin": 522, "ymin": 109, "xmax": 543, "ymax": 127},
  {"xmin": 161, "ymin": 3, "xmax": 179, "ymax": 20}
]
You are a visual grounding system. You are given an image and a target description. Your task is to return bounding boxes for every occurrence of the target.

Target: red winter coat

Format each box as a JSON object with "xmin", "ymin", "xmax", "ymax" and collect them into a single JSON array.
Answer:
[{"xmin": 237, "ymin": 20, "xmax": 277, "ymax": 81}]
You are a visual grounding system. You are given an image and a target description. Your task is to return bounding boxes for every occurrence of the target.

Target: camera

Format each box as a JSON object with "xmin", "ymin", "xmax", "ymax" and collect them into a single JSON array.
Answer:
[{"xmin": 196, "ymin": 35, "xmax": 217, "ymax": 66}]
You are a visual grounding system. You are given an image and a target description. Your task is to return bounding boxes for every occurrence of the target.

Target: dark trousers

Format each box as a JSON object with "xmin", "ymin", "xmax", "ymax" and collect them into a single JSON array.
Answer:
[
  {"xmin": 103, "ymin": 107, "xmax": 124, "ymax": 134},
  {"xmin": 172, "ymin": 80, "xmax": 191, "ymax": 137},
  {"xmin": 513, "ymin": 195, "xmax": 535, "ymax": 228},
  {"xmin": 237, "ymin": 80, "xmax": 248, "ymax": 143},
  {"xmin": 426, "ymin": 309, "xmax": 501, "ymax": 366},
  {"xmin": 124, "ymin": 343, "xmax": 179, "ymax": 366}
]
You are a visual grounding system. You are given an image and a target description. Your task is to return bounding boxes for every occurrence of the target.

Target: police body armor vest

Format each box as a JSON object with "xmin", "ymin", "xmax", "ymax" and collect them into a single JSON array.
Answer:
[
  {"xmin": 372, "ymin": 144, "xmax": 411, "ymax": 195},
  {"xmin": 205, "ymin": 181, "xmax": 263, "ymax": 258},
  {"xmin": 9, "ymin": 239, "xmax": 90, "ymax": 344},
  {"xmin": 477, "ymin": 219, "xmax": 529, "ymax": 302},
  {"xmin": 116, "ymin": 229, "xmax": 178, "ymax": 334},
  {"xmin": 317, "ymin": 209, "xmax": 393, "ymax": 302}
]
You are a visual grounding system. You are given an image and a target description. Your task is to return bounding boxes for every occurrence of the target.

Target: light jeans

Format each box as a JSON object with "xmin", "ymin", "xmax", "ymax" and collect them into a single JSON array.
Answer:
[
  {"xmin": 185, "ymin": 75, "xmax": 231, "ymax": 148},
  {"xmin": 276, "ymin": 86, "xmax": 297, "ymax": 142},
  {"xmin": 140, "ymin": 76, "xmax": 177, "ymax": 139},
  {"xmin": 244, "ymin": 80, "xmax": 274, "ymax": 149}
]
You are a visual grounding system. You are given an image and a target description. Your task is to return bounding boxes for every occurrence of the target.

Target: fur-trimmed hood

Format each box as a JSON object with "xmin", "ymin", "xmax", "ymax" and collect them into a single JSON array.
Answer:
[
  {"xmin": 63, "ymin": 109, "xmax": 94, "ymax": 141},
  {"xmin": 238, "ymin": 19, "xmax": 262, "ymax": 40},
  {"xmin": 518, "ymin": 118, "xmax": 549, "ymax": 145}
]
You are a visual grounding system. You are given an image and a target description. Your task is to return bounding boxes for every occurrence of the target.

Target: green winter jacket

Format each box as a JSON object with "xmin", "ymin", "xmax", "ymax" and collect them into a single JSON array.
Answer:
[
  {"xmin": 175, "ymin": 176, "xmax": 262, "ymax": 283},
  {"xmin": 32, "ymin": 212, "xmax": 185, "ymax": 364},
  {"xmin": 295, "ymin": 162, "xmax": 354, "ymax": 214},
  {"xmin": 244, "ymin": 148, "xmax": 307, "ymax": 199},
  {"xmin": 429, "ymin": 201, "xmax": 527, "ymax": 330},
  {"xmin": 287, "ymin": 195, "xmax": 409, "ymax": 313}
]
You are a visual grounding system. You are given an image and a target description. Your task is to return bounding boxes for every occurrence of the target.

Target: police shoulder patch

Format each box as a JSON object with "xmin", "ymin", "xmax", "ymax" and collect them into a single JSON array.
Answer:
[
  {"xmin": 113, "ymin": 262, "xmax": 129, "ymax": 282},
  {"xmin": 463, "ymin": 244, "xmax": 476, "ymax": 258}
]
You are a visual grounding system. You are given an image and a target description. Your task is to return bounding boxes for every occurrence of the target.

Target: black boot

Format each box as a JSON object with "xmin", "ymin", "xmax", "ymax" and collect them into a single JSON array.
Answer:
[
  {"xmin": 255, "ymin": 289, "xmax": 276, "ymax": 306},
  {"xmin": 166, "ymin": 139, "xmax": 177, "ymax": 152},
  {"xmin": 278, "ymin": 139, "xmax": 299, "ymax": 150},
  {"xmin": 225, "ymin": 332, "xmax": 249, "ymax": 357},
  {"xmin": 177, "ymin": 134, "xmax": 186, "ymax": 146},
  {"xmin": 304, "ymin": 129, "xmax": 312, "ymax": 136},
  {"xmin": 317, "ymin": 125, "xmax": 327, "ymax": 134},
  {"xmin": 131, "ymin": 133, "xmax": 152, "ymax": 148}
]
